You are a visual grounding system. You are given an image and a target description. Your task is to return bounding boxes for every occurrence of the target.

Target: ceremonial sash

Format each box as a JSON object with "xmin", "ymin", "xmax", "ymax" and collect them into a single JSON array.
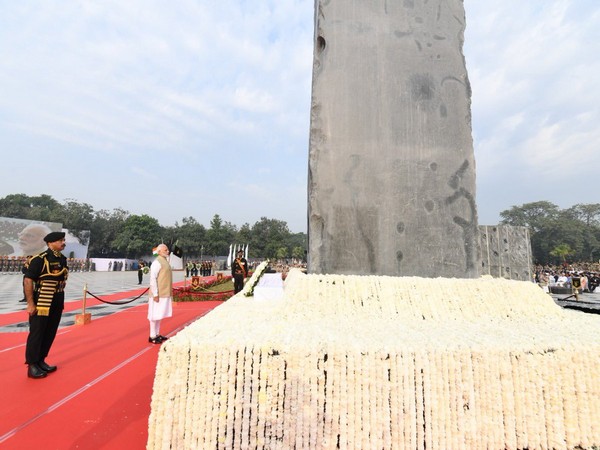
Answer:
[{"xmin": 234, "ymin": 258, "xmax": 247, "ymax": 277}]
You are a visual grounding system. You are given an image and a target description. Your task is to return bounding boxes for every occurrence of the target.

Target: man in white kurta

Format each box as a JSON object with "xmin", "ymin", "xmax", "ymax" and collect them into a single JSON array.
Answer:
[{"xmin": 148, "ymin": 244, "xmax": 173, "ymax": 344}]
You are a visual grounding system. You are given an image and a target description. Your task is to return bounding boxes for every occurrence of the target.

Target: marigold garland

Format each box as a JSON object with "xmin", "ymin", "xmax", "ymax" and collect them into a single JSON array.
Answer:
[{"xmin": 148, "ymin": 270, "xmax": 600, "ymax": 449}]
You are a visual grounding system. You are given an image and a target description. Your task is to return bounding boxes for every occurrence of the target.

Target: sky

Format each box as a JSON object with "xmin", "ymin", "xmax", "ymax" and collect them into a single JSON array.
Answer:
[{"xmin": 1, "ymin": 0, "xmax": 598, "ymax": 233}]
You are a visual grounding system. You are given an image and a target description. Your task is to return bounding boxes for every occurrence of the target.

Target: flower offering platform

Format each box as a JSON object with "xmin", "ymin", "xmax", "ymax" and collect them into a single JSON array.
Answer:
[
  {"xmin": 253, "ymin": 273, "xmax": 285, "ymax": 302},
  {"xmin": 148, "ymin": 270, "xmax": 600, "ymax": 449}
]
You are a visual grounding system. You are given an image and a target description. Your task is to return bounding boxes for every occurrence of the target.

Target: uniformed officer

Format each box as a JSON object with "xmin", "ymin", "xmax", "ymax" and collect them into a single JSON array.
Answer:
[
  {"xmin": 24, "ymin": 231, "xmax": 68, "ymax": 379},
  {"xmin": 138, "ymin": 261, "xmax": 145, "ymax": 284},
  {"xmin": 231, "ymin": 250, "xmax": 248, "ymax": 294}
]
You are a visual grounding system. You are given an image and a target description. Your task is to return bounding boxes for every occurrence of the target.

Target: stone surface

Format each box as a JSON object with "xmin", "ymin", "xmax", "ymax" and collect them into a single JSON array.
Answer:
[
  {"xmin": 308, "ymin": 0, "xmax": 479, "ymax": 277},
  {"xmin": 480, "ymin": 225, "xmax": 533, "ymax": 281}
]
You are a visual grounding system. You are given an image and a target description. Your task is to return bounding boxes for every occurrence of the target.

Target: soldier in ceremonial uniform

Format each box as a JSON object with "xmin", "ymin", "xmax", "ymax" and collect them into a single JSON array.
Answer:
[
  {"xmin": 24, "ymin": 232, "xmax": 68, "ymax": 379},
  {"xmin": 138, "ymin": 261, "xmax": 146, "ymax": 284},
  {"xmin": 231, "ymin": 249, "xmax": 248, "ymax": 294}
]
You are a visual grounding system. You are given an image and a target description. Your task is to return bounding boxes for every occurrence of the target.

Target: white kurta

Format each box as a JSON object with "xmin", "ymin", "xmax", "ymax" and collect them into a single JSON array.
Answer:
[{"xmin": 148, "ymin": 258, "xmax": 173, "ymax": 321}]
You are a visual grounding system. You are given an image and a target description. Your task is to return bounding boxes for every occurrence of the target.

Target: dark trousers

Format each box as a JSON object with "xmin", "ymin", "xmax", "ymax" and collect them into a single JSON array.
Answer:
[
  {"xmin": 138, "ymin": 271, "xmax": 143, "ymax": 284},
  {"xmin": 233, "ymin": 274, "xmax": 245, "ymax": 294},
  {"xmin": 25, "ymin": 295, "xmax": 64, "ymax": 364}
]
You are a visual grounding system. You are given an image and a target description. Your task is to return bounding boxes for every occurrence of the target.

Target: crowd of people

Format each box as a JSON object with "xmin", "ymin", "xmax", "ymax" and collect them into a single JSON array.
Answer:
[
  {"xmin": 1, "ymin": 256, "xmax": 92, "ymax": 273},
  {"xmin": 534, "ymin": 263, "xmax": 600, "ymax": 293},
  {"xmin": 185, "ymin": 260, "xmax": 217, "ymax": 277}
]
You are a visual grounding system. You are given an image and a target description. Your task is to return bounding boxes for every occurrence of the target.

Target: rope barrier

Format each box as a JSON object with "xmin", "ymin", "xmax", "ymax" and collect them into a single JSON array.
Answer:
[{"xmin": 85, "ymin": 287, "xmax": 150, "ymax": 305}]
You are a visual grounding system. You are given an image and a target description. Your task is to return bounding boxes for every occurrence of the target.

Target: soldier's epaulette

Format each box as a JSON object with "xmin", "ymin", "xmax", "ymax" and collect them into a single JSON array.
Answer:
[{"xmin": 30, "ymin": 250, "xmax": 49, "ymax": 261}]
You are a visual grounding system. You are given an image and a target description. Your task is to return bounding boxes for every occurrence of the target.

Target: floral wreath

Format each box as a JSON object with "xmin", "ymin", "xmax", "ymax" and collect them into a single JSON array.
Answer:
[{"xmin": 241, "ymin": 260, "xmax": 270, "ymax": 297}]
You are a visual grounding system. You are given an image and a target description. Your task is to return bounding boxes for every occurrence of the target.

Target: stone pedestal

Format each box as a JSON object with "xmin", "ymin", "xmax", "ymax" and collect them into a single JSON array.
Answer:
[{"xmin": 308, "ymin": 0, "xmax": 479, "ymax": 278}]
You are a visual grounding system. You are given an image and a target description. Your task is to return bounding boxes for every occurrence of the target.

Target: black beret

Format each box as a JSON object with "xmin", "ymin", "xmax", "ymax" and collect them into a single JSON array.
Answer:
[{"xmin": 44, "ymin": 231, "xmax": 66, "ymax": 243}]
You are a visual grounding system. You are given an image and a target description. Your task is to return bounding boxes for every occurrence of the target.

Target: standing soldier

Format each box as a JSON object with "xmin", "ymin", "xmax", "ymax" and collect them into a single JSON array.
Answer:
[
  {"xmin": 231, "ymin": 249, "xmax": 248, "ymax": 294},
  {"xmin": 23, "ymin": 232, "xmax": 68, "ymax": 379},
  {"xmin": 138, "ymin": 261, "xmax": 146, "ymax": 285}
]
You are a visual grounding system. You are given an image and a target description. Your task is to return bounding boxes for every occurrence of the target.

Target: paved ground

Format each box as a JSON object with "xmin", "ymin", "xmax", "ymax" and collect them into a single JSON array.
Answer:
[
  {"xmin": 0, "ymin": 270, "xmax": 189, "ymax": 331},
  {"xmin": 552, "ymin": 289, "xmax": 600, "ymax": 314}
]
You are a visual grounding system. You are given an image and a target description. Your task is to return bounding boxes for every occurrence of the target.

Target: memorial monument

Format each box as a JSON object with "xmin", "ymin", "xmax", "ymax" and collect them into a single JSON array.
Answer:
[
  {"xmin": 147, "ymin": 2, "xmax": 600, "ymax": 448},
  {"xmin": 308, "ymin": 0, "xmax": 479, "ymax": 278}
]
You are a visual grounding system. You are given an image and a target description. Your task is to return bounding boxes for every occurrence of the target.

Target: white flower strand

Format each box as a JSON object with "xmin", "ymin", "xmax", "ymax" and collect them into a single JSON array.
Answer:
[{"xmin": 147, "ymin": 271, "xmax": 600, "ymax": 449}]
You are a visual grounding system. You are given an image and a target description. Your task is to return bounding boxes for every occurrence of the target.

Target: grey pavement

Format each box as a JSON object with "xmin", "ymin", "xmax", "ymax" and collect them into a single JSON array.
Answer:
[
  {"xmin": 0, "ymin": 270, "xmax": 188, "ymax": 332},
  {"xmin": 552, "ymin": 289, "xmax": 600, "ymax": 314}
]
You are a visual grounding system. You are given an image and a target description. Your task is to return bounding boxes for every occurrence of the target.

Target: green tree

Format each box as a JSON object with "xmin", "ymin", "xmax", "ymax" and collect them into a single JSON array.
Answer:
[
  {"xmin": 502, "ymin": 201, "xmax": 600, "ymax": 265},
  {"xmin": 550, "ymin": 243, "xmax": 573, "ymax": 264},
  {"xmin": 112, "ymin": 214, "xmax": 162, "ymax": 258},
  {"xmin": 173, "ymin": 217, "xmax": 207, "ymax": 257},
  {"xmin": 566, "ymin": 203, "xmax": 600, "ymax": 227},
  {"xmin": 61, "ymin": 199, "xmax": 95, "ymax": 243},
  {"xmin": 500, "ymin": 201, "xmax": 559, "ymax": 233},
  {"xmin": 235, "ymin": 223, "xmax": 252, "ymax": 250},
  {"xmin": 88, "ymin": 208, "xmax": 130, "ymax": 257},
  {"xmin": 288, "ymin": 232, "xmax": 307, "ymax": 259},
  {"xmin": 276, "ymin": 247, "xmax": 288, "ymax": 260},
  {"xmin": 292, "ymin": 246, "xmax": 305, "ymax": 260},
  {"xmin": 264, "ymin": 242, "xmax": 281, "ymax": 259},
  {"xmin": 250, "ymin": 217, "xmax": 290, "ymax": 257},
  {"xmin": 205, "ymin": 214, "xmax": 237, "ymax": 257},
  {"xmin": 534, "ymin": 214, "xmax": 586, "ymax": 264},
  {"xmin": 0, "ymin": 193, "xmax": 310, "ymax": 261},
  {"xmin": 0, "ymin": 193, "xmax": 63, "ymax": 221}
]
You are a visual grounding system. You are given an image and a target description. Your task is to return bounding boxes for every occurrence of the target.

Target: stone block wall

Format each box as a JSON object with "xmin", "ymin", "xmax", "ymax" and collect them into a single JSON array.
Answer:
[{"xmin": 480, "ymin": 225, "xmax": 532, "ymax": 281}]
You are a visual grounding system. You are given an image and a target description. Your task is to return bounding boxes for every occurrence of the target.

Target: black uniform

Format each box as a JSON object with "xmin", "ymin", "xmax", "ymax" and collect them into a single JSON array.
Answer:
[
  {"xmin": 19, "ymin": 256, "xmax": 32, "ymax": 302},
  {"xmin": 231, "ymin": 255, "xmax": 248, "ymax": 294},
  {"xmin": 138, "ymin": 262, "xmax": 145, "ymax": 284},
  {"xmin": 24, "ymin": 249, "xmax": 68, "ymax": 366}
]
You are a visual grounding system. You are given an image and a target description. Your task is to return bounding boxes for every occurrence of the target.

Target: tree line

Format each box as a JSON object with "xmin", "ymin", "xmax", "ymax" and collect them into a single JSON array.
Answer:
[
  {"xmin": 500, "ymin": 201, "xmax": 600, "ymax": 265},
  {"xmin": 4, "ymin": 194, "xmax": 596, "ymax": 266},
  {"xmin": 0, "ymin": 194, "xmax": 306, "ymax": 260}
]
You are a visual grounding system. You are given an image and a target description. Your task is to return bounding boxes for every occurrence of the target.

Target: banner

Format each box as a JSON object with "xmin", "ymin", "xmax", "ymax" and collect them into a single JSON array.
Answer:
[{"xmin": 0, "ymin": 217, "xmax": 61, "ymax": 256}]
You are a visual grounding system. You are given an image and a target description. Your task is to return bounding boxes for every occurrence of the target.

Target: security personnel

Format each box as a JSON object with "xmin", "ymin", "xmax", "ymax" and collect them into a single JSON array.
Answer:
[
  {"xmin": 138, "ymin": 261, "xmax": 145, "ymax": 284},
  {"xmin": 231, "ymin": 250, "xmax": 248, "ymax": 294},
  {"xmin": 24, "ymin": 231, "xmax": 68, "ymax": 379}
]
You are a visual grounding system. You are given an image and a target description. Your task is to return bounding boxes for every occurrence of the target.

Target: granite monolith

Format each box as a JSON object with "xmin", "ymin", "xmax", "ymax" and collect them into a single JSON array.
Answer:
[{"xmin": 308, "ymin": 0, "xmax": 479, "ymax": 278}]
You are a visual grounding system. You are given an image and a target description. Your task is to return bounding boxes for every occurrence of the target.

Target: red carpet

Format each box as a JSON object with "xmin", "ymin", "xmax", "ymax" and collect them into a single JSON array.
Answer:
[{"xmin": 0, "ymin": 287, "xmax": 222, "ymax": 449}]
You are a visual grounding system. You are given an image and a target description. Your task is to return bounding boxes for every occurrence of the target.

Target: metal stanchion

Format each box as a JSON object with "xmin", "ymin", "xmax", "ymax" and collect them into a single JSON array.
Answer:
[{"xmin": 75, "ymin": 283, "xmax": 92, "ymax": 325}]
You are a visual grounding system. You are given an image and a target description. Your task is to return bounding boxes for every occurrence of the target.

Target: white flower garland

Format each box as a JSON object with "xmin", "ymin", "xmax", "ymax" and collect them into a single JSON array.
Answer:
[
  {"xmin": 240, "ymin": 259, "xmax": 269, "ymax": 297},
  {"xmin": 148, "ymin": 271, "xmax": 600, "ymax": 449}
]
